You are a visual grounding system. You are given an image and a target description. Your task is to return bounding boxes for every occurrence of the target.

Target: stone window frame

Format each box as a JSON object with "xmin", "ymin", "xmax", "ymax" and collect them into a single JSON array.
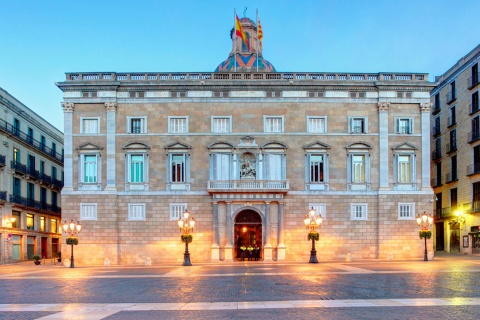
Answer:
[
  {"xmin": 306, "ymin": 116, "xmax": 327, "ymax": 133},
  {"xmin": 80, "ymin": 117, "xmax": 100, "ymax": 134},
  {"xmin": 211, "ymin": 116, "xmax": 232, "ymax": 133},
  {"xmin": 80, "ymin": 203, "xmax": 98, "ymax": 221},
  {"xmin": 350, "ymin": 203, "xmax": 368, "ymax": 221},
  {"xmin": 398, "ymin": 202, "xmax": 415, "ymax": 220},
  {"xmin": 126, "ymin": 116, "xmax": 147, "ymax": 134},
  {"xmin": 128, "ymin": 203, "xmax": 146, "ymax": 221},
  {"xmin": 168, "ymin": 116, "xmax": 189, "ymax": 133},
  {"xmin": 170, "ymin": 203, "xmax": 187, "ymax": 221}
]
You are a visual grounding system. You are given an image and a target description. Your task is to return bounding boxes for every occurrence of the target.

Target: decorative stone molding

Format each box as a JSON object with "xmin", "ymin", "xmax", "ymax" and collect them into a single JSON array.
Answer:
[
  {"xmin": 62, "ymin": 102, "xmax": 74, "ymax": 112},
  {"xmin": 377, "ymin": 102, "xmax": 390, "ymax": 112},
  {"xmin": 420, "ymin": 102, "xmax": 432, "ymax": 112},
  {"xmin": 105, "ymin": 102, "xmax": 117, "ymax": 111}
]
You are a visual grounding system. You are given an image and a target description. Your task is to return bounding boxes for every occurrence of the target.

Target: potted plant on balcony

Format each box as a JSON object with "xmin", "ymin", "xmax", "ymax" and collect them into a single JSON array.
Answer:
[{"xmin": 33, "ymin": 254, "xmax": 41, "ymax": 265}]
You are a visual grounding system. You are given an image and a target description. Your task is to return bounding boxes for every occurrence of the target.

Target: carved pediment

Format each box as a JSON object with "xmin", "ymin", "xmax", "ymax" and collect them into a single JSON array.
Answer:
[
  {"xmin": 261, "ymin": 141, "xmax": 288, "ymax": 150},
  {"xmin": 392, "ymin": 142, "xmax": 418, "ymax": 151},
  {"xmin": 164, "ymin": 141, "xmax": 192, "ymax": 150},
  {"xmin": 123, "ymin": 142, "xmax": 151, "ymax": 151},
  {"xmin": 76, "ymin": 143, "xmax": 103, "ymax": 151},
  {"xmin": 238, "ymin": 136, "xmax": 258, "ymax": 148},
  {"xmin": 345, "ymin": 142, "xmax": 372, "ymax": 151},
  {"xmin": 208, "ymin": 141, "xmax": 235, "ymax": 150},
  {"xmin": 303, "ymin": 141, "xmax": 331, "ymax": 151}
]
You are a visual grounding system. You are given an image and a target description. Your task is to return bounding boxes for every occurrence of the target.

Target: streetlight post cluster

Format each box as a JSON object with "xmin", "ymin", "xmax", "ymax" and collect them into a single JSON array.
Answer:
[
  {"xmin": 177, "ymin": 209, "xmax": 195, "ymax": 266},
  {"xmin": 416, "ymin": 211, "xmax": 433, "ymax": 261},
  {"xmin": 62, "ymin": 220, "xmax": 81, "ymax": 268},
  {"xmin": 304, "ymin": 207, "xmax": 323, "ymax": 263}
]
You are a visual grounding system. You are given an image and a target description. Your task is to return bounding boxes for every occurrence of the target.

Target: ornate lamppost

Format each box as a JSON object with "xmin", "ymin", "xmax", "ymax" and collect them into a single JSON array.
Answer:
[
  {"xmin": 304, "ymin": 207, "xmax": 323, "ymax": 263},
  {"xmin": 416, "ymin": 211, "xmax": 433, "ymax": 261},
  {"xmin": 62, "ymin": 220, "xmax": 81, "ymax": 268},
  {"xmin": 177, "ymin": 209, "xmax": 195, "ymax": 266}
]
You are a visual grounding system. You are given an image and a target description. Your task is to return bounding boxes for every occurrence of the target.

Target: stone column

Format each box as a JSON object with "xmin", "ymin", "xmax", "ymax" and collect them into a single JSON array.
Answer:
[
  {"xmin": 105, "ymin": 102, "xmax": 117, "ymax": 191},
  {"xmin": 211, "ymin": 201, "xmax": 220, "ymax": 261},
  {"xmin": 263, "ymin": 201, "xmax": 273, "ymax": 261},
  {"xmin": 420, "ymin": 103, "xmax": 432, "ymax": 190},
  {"xmin": 277, "ymin": 201, "xmax": 286, "ymax": 260},
  {"xmin": 61, "ymin": 102, "xmax": 74, "ymax": 191},
  {"xmin": 378, "ymin": 102, "xmax": 390, "ymax": 189},
  {"xmin": 224, "ymin": 202, "xmax": 234, "ymax": 261}
]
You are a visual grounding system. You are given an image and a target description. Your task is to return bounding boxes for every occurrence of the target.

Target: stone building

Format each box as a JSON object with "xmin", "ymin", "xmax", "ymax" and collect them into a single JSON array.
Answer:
[
  {"xmin": 57, "ymin": 17, "xmax": 435, "ymax": 265},
  {"xmin": 0, "ymin": 87, "xmax": 64, "ymax": 264},
  {"xmin": 431, "ymin": 44, "xmax": 480, "ymax": 254}
]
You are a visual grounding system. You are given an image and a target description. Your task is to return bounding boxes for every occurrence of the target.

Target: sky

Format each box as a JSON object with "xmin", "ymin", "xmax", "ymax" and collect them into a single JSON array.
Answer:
[{"xmin": 0, "ymin": 0, "xmax": 479, "ymax": 132}]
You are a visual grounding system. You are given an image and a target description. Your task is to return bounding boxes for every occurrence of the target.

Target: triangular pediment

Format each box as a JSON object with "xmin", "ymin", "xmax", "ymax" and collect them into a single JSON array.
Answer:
[
  {"xmin": 76, "ymin": 143, "xmax": 103, "ymax": 151},
  {"xmin": 164, "ymin": 141, "xmax": 192, "ymax": 150},
  {"xmin": 392, "ymin": 142, "xmax": 418, "ymax": 151},
  {"xmin": 303, "ymin": 141, "xmax": 331, "ymax": 150}
]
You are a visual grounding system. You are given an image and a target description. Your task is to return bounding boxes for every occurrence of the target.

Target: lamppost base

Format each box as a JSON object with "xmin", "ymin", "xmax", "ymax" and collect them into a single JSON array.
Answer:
[
  {"xmin": 309, "ymin": 250, "xmax": 318, "ymax": 263},
  {"xmin": 183, "ymin": 252, "xmax": 192, "ymax": 266}
]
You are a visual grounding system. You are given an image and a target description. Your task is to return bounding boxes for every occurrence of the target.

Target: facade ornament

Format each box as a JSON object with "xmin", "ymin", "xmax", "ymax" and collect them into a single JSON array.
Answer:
[
  {"xmin": 62, "ymin": 102, "xmax": 74, "ymax": 112},
  {"xmin": 377, "ymin": 102, "xmax": 390, "ymax": 112},
  {"xmin": 419, "ymin": 102, "xmax": 432, "ymax": 113},
  {"xmin": 105, "ymin": 102, "xmax": 118, "ymax": 111},
  {"xmin": 240, "ymin": 153, "xmax": 256, "ymax": 178}
]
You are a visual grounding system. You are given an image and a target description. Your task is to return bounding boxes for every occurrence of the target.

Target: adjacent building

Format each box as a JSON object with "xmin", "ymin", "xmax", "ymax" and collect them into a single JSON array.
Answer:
[
  {"xmin": 431, "ymin": 44, "xmax": 480, "ymax": 254},
  {"xmin": 57, "ymin": 17, "xmax": 435, "ymax": 265},
  {"xmin": 0, "ymin": 87, "xmax": 64, "ymax": 264}
]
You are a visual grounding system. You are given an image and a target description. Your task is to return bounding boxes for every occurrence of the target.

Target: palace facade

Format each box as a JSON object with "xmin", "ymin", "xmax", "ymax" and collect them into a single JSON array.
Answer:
[{"xmin": 57, "ymin": 17, "xmax": 436, "ymax": 265}]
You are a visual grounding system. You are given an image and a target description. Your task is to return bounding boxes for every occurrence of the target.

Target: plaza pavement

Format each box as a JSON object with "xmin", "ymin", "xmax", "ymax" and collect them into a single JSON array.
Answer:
[{"xmin": 1, "ymin": 252, "xmax": 480, "ymax": 319}]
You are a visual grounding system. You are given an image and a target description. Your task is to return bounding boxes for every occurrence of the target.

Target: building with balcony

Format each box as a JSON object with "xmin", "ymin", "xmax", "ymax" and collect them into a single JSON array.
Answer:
[
  {"xmin": 0, "ymin": 87, "xmax": 64, "ymax": 264},
  {"xmin": 431, "ymin": 44, "xmax": 480, "ymax": 254},
  {"xmin": 57, "ymin": 17, "xmax": 435, "ymax": 265}
]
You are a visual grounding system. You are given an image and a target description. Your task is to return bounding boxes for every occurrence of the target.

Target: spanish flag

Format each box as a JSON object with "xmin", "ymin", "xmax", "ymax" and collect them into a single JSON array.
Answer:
[
  {"xmin": 235, "ymin": 14, "xmax": 250, "ymax": 50},
  {"xmin": 257, "ymin": 17, "xmax": 263, "ymax": 54}
]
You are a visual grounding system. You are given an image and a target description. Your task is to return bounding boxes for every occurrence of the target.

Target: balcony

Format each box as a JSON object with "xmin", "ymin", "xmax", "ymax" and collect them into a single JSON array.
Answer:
[
  {"xmin": 432, "ymin": 103, "xmax": 441, "ymax": 115},
  {"xmin": 11, "ymin": 161, "xmax": 27, "ymax": 174},
  {"xmin": 0, "ymin": 118, "xmax": 63, "ymax": 163},
  {"xmin": 9, "ymin": 194, "xmax": 61, "ymax": 216},
  {"xmin": 431, "ymin": 149, "xmax": 442, "ymax": 161},
  {"xmin": 431, "ymin": 177, "xmax": 442, "ymax": 187},
  {"xmin": 471, "ymin": 101, "xmax": 479, "ymax": 115},
  {"xmin": 468, "ymin": 72, "xmax": 480, "ymax": 89},
  {"xmin": 473, "ymin": 201, "xmax": 480, "ymax": 213},
  {"xmin": 432, "ymin": 126, "xmax": 441, "ymax": 136},
  {"xmin": 467, "ymin": 162, "xmax": 480, "ymax": 175},
  {"xmin": 468, "ymin": 130, "xmax": 480, "ymax": 143},
  {"xmin": 445, "ymin": 172, "xmax": 458, "ymax": 183},
  {"xmin": 447, "ymin": 115, "xmax": 456, "ymax": 127},
  {"xmin": 207, "ymin": 180, "xmax": 289, "ymax": 193},
  {"xmin": 446, "ymin": 90, "xmax": 456, "ymax": 104},
  {"xmin": 446, "ymin": 141, "xmax": 457, "ymax": 153}
]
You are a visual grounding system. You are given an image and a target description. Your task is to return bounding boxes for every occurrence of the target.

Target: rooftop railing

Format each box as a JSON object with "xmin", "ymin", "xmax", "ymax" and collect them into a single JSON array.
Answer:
[{"xmin": 64, "ymin": 72, "xmax": 429, "ymax": 82}]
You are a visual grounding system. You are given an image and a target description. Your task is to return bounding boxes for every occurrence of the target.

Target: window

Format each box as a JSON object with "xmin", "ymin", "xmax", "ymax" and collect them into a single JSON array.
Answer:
[
  {"xmin": 27, "ymin": 182, "xmax": 35, "ymax": 201},
  {"xmin": 473, "ymin": 183, "xmax": 480, "ymax": 211},
  {"xmin": 349, "ymin": 117, "xmax": 367, "ymax": 133},
  {"xmin": 40, "ymin": 160, "xmax": 45, "ymax": 175},
  {"xmin": 13, "ymin": 147, "xmax": 20, "ymax": 163},
  {"xmin": 450, "ymin": 155, "xmax": 458, "ymax": 181},
  {"xmin": 40, "ymin": 187, "xmax": 47, "ymax": 207},
  {"xmin": 170, "ymin": 203, "xmax": 187, "ymax": 221},
  {"xmin": 264, "ymin": 116, "xmax": 284, "ymax": 133},
  {"xmin": 165, "ymin": 142, "xmax": 191, "ymax": 190},
  {"xmin": 127, "ymin": 117, "xmax": 147, "ymax": 134},
  {"xmin": 447, "ymin": 81, "xmax": 456, "ymax": 103},
  {"xmin": 26, "ymin": 213, "xmax": 34, "ymax": 230},
  {"xmin": 51, "ymin": 192, "xmax": 58, "ymax": 208},
  {"xmin": 12, "ymin": 211, "xmax": 20, "ymax": 228},
  {"xmin": 211, "ymin": 116, "xmax": 232, "ymax": 133},
  {"xmin": 27, "ymin": 127, "xmax": 33, "ymax": 143},
  {"xmin": 435, "ymin": 162, "xmax": 442, "ymax": 186},
  {"xmin": 52, "ymin": 143, "xmax": 56, "ymax": 156},
  {"xmin": 80, "ymin": 203, "xmax": 97, "ymax": 220},
  {"xmin": 264, "ymin": 153, "xmax": 284, "ymax": 180},
  {"xmin": 346, "ymin": 143, "xmax": 371, "ymax": 190},
  {"xmin": 451, "ymin": 188, "xmax": 458, "ymax": 211},
  {"xmin": 168, "ymin": 117, "xmax": 188, "ymax": 133},
  {"xmin": 128, "ymin": 154, "xmax": 146, "ymax": 183},
  {"xmin": 471, "ymin": 116, "xmax": 480, "ymax": 142},
  {"xmin": 449, "ymin": 130, "xmax": 457, "ymax": 153},
  {"xmin": 13, "ymin": 118, "xmax": 20, "ymax": 136},
  {"xmin": 129, "ymin": 91, "xmax": 145, "ymax": 98},
  {"xmin": 40, "ymin": 136, "xmax": 46, "ymax": 151},
  {"xmin": 396, "ymin": 154, "xmax": 415, "ymax": 184},
  {"xmin": 309, "ymin": 154, "xmax": 325, "ymax": 183},
  {"xmin": 82, "ymin": 91, "xmax": 97, "ymax": 98},
  {"xmin": 51, "ymin": 219, "xmax": 58, "ymax": 233},
  {"xmin": 40, "ymin": 216, "xmax": 45, "ymax": 232},
  {"xmin": 128, "ymin": 203, "xmax": 146, "ymax": 221},
  {"xmin": 471, "ymin": 63, "xmax": 479, "ymax": 88},
  {"xmin": 448, "ymin": 106, "xmax": 456, "ymax": 127},
  {"xmin": 82, "ymin": 154, "xmax": 98, "ymax": 183},
  {"xmin": 352, "ymin": 155, "xmax": 366, "ymax": 183},
  {"xmin": 81, "ymin": 118, "xmax": 100, "ymax": 134},
  {"xmin": 472, "ymin": 92, "xmax": 479, "ymax": 114},
  {"xmin": 398, "ymin": 203, "xmax": 415, "ymax": 220},
  {"xmin": 211, "ymin": 153, "xmax": 232, "ymax": 180},
  {"xmin": 396, "ymin": 91, "xmax": 412, "ymax": 98},
  {"xmin": 434, "ymin": 93, "xmax": 440, "ymax": 112},
  {"xmin": 13, "ymin": 177, "xmax": 21, "ymax": 196},
  {"xmin": 309, "ymin": 203, "xmax": 326, "ymax": 219},
  {"xmin": 52, "ymin": 166, "xmax": 57, "ymax": 179},
  {"xmin": 395, "ymin": 118, "xmax": 413, "ymax": 134},
  {"xmin": 350, "ymin": 91, "xmax": 365, "ymax": 98},
  {"xmin": 351, "ymin": 203, "xmax": 367, "ymax": 220},
  {"xmin": 307, "ymin": 116, "xmax": 327, "ymax": 133}
]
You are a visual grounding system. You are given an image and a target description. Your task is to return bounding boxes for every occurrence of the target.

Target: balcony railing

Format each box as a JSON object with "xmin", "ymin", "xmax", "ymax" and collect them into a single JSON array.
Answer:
[
  {"xmin": 0, "ymin": 118, "xmax": 63, "ymax": 163},
  {"xmin": 431, "ymin": 149, "xmax": 442, "ymax": 161},
  {"xmin": 446, "ymin": 141, "xmax": 457, "ymax": 153},
  {"xmin": 468, "ymin": 72, "xmax": 480, "ymax": 89},
  {"xmin": 208, "ymin": 180, "xmax": 289, "ymax": 192},
  {"xmin": 467, "ymin": 162, "xmax": 480, "ymax": 175},
  {"xmin": 432, "ymin": 103, "xmax": 441, "ymax": 114},
  {"xmin": 9, "ymin": 194, "xmax": 61, "ymax": 216},
  {"xmin": 468, "ymin": 130, "xmax": 480, "ymax": 143},
  {"xmin": 432, "ymin": 126, "xmax": 441, "ymax": 136},
  {"xmin": 0, "ymin": 191, "xmax": 6, "ymax": 201},
  {"xmin": 446, "ymin": 90, "xmax": 456, "ymax": 104},
  {"xmin": 431, "ymin": 177, "xmax": 442, "ymax": 187},
  {"xmin": 447, "ymin": 115, "xmax": 456, "ymax": 127},
  {"xmin": 11, "ymin": 161, "xmax": 27, "ymax": 174},
  {"xmin": 445, "ymin": 172, "xmax": 457, "ymax": 183}
]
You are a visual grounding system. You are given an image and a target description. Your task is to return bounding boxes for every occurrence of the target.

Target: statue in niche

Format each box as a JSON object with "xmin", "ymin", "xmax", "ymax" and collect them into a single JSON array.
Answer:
[{"xmin": 240, "ymin": 153, "xmax": 256, "ymax": 179}]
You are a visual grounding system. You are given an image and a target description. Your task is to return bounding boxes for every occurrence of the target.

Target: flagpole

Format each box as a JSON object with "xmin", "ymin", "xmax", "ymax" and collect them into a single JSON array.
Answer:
[
  {"xmin": 234, "ymin": 9, "xmax": 237, "ymax": 72},
  {"xmin": 256, "ymin": 9, "xmax": 259, "ymax": 72}
]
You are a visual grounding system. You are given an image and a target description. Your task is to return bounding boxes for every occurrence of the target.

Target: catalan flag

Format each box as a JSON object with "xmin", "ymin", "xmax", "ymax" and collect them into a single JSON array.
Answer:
[
  {"xmin": 235, "ymin": 14, "xmax": 250, "ymax": 50},
  {"xmin": 257, "ymin": 17, "xmax": 263, "ymax": 54}
]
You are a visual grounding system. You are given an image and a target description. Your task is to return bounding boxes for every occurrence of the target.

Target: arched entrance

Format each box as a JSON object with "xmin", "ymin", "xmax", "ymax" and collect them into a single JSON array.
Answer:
[{"xmin": 234, "ymin": 210, "xmax": 262, "ymax": 261}]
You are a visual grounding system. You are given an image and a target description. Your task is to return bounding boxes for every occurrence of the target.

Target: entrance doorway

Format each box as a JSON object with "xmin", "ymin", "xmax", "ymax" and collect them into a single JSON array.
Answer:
[
  {"xmin": 435, "ymin": 222, "xmax": 444, "ymax": 251},
  {"xmin": 450, "ymin": 223, "xmax": 460, "ymax": 253},
  {"xmin": 234, "ymin": 210, "xmax": 262, "ymax": 261}
]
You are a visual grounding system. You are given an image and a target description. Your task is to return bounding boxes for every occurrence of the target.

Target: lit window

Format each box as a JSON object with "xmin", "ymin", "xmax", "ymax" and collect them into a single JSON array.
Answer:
[
  {"xmin": 26, "ymin": 213, "xmax": 34, "ymax": 230},
  {"xmin": 51, "ymin": 219, "xmax": 58, "ymax": 233},
  {"xmin": 309, "ymin": 154, "xmax": 325, "ymax": 183},
  {"xmin": 80, "ymin": 203, "xmax": 97, "ymax": 220},
  {"xmin": 169, "ymin": 117, "xmax": 188, "ymax": 133},
  {"xmin": 170, "ymin": 203, "xmax": 187, "ymax": 221},
  {"xmin": 351, "ymin": 203, "xmax": 367, "ymax": 220},
  {"xmin": 128, "ymin": 203, "xmax": 146, "ymax": 221},
  {"xmin": 40, "ymin": 217, "xmax": 45, "ymax": 232}
]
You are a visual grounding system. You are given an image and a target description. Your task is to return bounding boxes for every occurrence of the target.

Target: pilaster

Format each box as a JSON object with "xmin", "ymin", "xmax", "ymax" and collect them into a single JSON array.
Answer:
[
  {"xmin": 420, "ymin": 102, "xmax": 432, "ymax": 190},
  {"xmin": 211, "ymin": 202, "xmax": 220, "ymax": 261},
  {"xmin": 105, "ymin": 102, "xmax": 117, "ymax": 191},
  {"xmin": 263, "ymin": 201, "xmax": 272, "ymax": 261},
  {"xmin": 62, "ymin": 102, "xmax": 74, "ymax": 191},
  {"xmin": 277, "ymin": 201, "xmax": 286, "ymax": 261},
  {"xmin": 378, "ymin": 102, "xmax": 390, "ymax": 189}
]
